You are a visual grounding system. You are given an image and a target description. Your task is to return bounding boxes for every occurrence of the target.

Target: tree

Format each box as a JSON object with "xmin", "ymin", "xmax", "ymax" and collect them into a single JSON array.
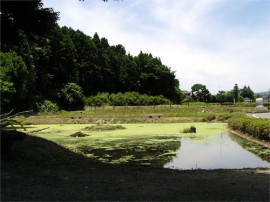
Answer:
[
  {"xmin": 225, "ymin": 91, "xmax": 234, "ymax": 102},
  {"xmin": 0, "ymin": 52, "xmax": 29, "ymax": 112},
  {"xmin": 216, "ymin": 91, "xmax": 226, "ymax": 103},
  {"xmin": 1, "ymin": 0, "xmax": 59, "ymax": 51},
  {"xmin": 135, "ymin": 52, "xmax": 181, "ymax": 102},
  {"xmin": 216, "ymin": 90, "xmax": 234, "ymax": 103},
  {"xmin": 191, "ymin": 84, "xmax": 211, "ymax": 102},
  {"xmin": 1, "ymin": 0, "xmax": 183, "ymax": 111},
  {"xmin": 240, "ymin": 86, "xmax": 254, "ymax": 100},
  {"xmin": 58, "ymin": 83, "xmax": 85, "ymax": 111},
  {"xmin": 233, "ymin": 84, "xmax": 239, "ymax": 102}
]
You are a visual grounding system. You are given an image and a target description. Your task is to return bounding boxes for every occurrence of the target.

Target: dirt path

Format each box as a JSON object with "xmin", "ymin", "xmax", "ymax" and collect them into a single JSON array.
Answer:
[{"xmin": 1, "ymin": 135, "xmax": 270, "ymax": 201}]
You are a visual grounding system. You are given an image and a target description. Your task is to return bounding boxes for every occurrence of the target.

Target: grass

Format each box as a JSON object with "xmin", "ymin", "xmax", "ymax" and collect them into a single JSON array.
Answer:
[
  {"xmin": 19, "ymin": 123, "xmax": 226, "ymax": 166},
  {"xmin": 17, "ymin": 104, "xmax": 255, "ymax": 124}
]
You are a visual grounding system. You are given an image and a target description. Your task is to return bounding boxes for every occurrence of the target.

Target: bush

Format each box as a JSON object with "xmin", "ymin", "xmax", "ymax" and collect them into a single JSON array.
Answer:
[
  {"xmin": 85, "ymin": 92, "xmax": 172, "ymax": 107},
  {"xmin": 85, "ymin": 92, "xmax": 110, "ymax": 107},
  {"xmin": 236, "ymin": 102, "xmax": 256, "ymax": 107},
  {"xmin": 37, "ymin": 100, "xmax": 59, "ymax": 112},
  {"xmin": 59, "ymin": 83, "xmax": 85, "ymax": 110},
  {"xmin": 203, "ymin": 114, "xmax": 216, "ymax": 122},
  {"xmin": 228, "ymin": 117, "xmax": 270, "ymax": 141}
]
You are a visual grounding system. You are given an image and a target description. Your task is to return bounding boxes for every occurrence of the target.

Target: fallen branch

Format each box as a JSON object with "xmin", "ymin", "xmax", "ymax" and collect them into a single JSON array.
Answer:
[
  {"xmin": 0, "ymin": 109, "xmax": 14, "ymax": 119},
  {"xmin": 1, "ymin": 120, "xmax": 27, "ymax": 131},
  {"xmin": 1, "ymin": 110, "xmax": 33, "ymax": 121},
  {"xmin": 27, "ymin": 127, "xmax": 50, "ymax": 134}
]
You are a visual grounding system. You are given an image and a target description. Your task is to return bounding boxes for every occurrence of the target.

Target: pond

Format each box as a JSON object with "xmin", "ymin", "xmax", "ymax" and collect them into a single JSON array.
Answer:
[
  {"xmin": 164, "ymin": 132, "xmax": 270, "ymax": 170},
  {"xmin": 24, "ymin": 123, "xmax": 270, "ymax": 170}
]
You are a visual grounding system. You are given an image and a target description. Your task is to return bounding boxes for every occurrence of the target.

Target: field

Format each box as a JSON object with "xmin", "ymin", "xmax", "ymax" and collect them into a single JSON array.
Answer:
[{"xmin": 18, "ymin": 104, "xmax": 256, "ymax": 124}]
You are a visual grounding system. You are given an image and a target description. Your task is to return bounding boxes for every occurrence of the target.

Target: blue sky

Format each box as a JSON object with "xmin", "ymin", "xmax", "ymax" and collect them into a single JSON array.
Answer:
[{"xmin": 43, "ymin": 0, "xmax": 270, "ymax": 94}]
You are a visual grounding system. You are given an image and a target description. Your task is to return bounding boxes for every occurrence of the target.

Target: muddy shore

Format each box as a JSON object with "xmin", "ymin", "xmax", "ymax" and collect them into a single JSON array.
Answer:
[{"xmin": 1, "ymin": 134, "xmax": 269, "ymax": 201}]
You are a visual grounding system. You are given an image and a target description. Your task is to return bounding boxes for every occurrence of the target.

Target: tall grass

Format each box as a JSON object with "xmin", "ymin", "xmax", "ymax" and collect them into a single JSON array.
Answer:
[{"xmin": 37, "ymin": 105, "xmax": 254, "ymax": 118}]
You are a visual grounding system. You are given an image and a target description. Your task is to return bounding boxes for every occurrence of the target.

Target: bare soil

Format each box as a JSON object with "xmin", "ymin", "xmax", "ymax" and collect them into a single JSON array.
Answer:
[{"xmin": 1, "ymin": 134, "xmax": 269, "ymax": 201}]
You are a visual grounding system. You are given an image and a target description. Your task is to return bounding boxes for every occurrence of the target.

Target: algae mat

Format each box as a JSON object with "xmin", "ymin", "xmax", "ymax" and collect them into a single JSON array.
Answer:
[{"xmin": 21, "ymin": 123, "xmax": 225, "ymax": 166}]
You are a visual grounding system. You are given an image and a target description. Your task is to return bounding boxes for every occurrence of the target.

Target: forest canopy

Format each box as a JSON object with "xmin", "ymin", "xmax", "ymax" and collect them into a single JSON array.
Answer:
[{"xmin": 0, "ymin": 0, "xmax": 182, "ymax": 112}]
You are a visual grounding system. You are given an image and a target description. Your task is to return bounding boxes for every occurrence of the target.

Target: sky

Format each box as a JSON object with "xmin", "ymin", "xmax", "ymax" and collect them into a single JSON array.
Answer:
[{"xmin": 43, "ymin": 0, "xmax": 270, "ymax": 94}]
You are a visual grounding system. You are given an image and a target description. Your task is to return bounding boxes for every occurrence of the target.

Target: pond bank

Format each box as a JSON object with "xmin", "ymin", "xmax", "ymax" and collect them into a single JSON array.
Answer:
[{"xmin": 1, "ymin": 134, "xmax": 269, "ymax": 201}]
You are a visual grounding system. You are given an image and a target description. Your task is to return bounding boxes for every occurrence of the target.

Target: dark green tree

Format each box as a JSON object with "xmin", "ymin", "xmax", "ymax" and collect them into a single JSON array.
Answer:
[
  {"xmin": 1, "ymin": 0, "xmax": 59, "ymax": 51},
  {"xmin": 233, "ymin": 83, "xmax": 239, "ymax": 102},
  {"xmin": 0, "ymin": 52, "xmax": 29, "ymax": 112},
  {"xmin": 191, "ymin": 84, "xmax": 211, "ymax": 102},
  {"xmin": 58, "ymin": 83, "xmax": 85, "ymax": 110},
  {"xmin": 240, "ymin": 86, "xmax": 254, "ymax": 100}
]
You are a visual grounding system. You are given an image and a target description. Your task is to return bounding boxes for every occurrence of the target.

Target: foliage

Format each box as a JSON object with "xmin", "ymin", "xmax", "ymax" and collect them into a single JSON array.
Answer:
[
  {"xmin": 216, "ymin": 90, "xmax": 234, "ymax": 103},
  {"xmin": 236, "ymin": 102, "xmax": 256, "ymax": 107},
  {"xmin": 233, "ymin": 84, "xmax": 239, "ymax": 102},
  {"xmin": 202, "ymin": 114, "xmax": 216, "ymax": 122},
  {"xmin": 59, "ymin": 83, "xmax": 85, "ymax": 111},
  {"xmin": 0, "ymin": 51, "xmax": 29, "ymax": 111},
  {"xmin": 240, "ymin": 86, "xmax": 254, "ymax": 100},
  {"xmin": 37, "ymin": 100, "xmax": 59, "ymax": 112},
  {"xmin": 84, "ymin": 93, "xmax": 111, "ymax": 107},
  {"xmin": 191, "ymin": 84, "xmax": 211, "ymax": 102},
  {"xmin": 1, "ymin": 1, "xmax": 182, "ymax": 111},
  {"xmin": 85, "ymin": 92, "xmax": 172, "ymax": 106},
  {"xmin": 228, "ymin": 117, "xmax": 270, "ymax": 141}
]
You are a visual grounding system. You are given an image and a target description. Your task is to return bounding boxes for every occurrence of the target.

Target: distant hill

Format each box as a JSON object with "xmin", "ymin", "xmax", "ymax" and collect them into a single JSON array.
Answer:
[{"xmin": 254, "ymin": 91, "xmax": 270, "ymax": 97}]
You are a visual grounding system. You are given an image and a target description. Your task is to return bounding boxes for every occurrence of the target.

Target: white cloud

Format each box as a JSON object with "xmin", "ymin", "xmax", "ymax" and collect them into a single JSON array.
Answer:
[{"xmin": 43, "ymin": 0, "xmax": 270, "ymax": 94}]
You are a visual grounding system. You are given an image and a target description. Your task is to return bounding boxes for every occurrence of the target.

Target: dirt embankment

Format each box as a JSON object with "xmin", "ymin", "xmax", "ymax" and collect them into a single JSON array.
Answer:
[{"xmin": 1, "ymin": 134, "xmax": 269, "ymax": 201}]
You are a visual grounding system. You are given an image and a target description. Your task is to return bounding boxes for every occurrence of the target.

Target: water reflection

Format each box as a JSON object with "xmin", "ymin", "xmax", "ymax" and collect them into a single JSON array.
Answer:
[
  {"xmin": 164, "ymin": 132, "xmax": 270, "ymax": 170},
  {"xmin": 81, "ymin": 136, "xmax": 181, "ymax": 167}
]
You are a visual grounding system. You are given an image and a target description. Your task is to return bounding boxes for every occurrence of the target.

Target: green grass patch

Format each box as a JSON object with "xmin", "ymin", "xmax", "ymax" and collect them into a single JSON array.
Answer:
[{"xmin": 17, "ymin": 105, "xmax": 254, "ymax": 124}]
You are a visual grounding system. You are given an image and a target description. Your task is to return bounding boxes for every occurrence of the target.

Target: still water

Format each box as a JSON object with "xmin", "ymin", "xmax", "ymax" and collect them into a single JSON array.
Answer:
[{"xmin": 164, "ymin": 132, "xmax": 270, "ymax": 170}]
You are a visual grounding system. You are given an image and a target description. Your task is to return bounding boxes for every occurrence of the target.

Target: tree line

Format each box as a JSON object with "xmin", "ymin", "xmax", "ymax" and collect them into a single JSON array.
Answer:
[
  {"xmin": 0, "ymin": 0, "xmax": 181, "ymax": 112},
  {"xmin": 189, "ymin": 83, "xmax": 255, "ymax": 103}
]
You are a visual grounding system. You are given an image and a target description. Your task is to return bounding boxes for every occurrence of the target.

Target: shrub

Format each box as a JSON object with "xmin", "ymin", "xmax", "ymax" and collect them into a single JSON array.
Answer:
[
  {"xmin": 85, "ymin": 92, "xmax": 110, "ymax": 107},
  {"xmin": 59, "ymin": 83, "xmax": 85, "ymax": 110},
  {"xmin": 228, "ymin": 117, "xmax": 270, "ymax": 141},
  {"xmin": 203, "ymin": 114, "xmax": 216, "ymax": 122},
  {"xmin": 85, "ymin": 92, "xmax": 172, "ymax": 106},
  {"xmin": 37, "ymin": 100, "xmax": 59, "ymax": 112}
]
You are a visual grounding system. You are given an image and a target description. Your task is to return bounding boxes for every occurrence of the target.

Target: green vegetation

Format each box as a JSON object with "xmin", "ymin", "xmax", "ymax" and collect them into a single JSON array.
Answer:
[
  {"xmin": 191, "ymin": 84, "xmax": 211, "ymax": 102},
  {"xmin": 84, "ymin": 124, "xmax": 126, "ymax": 131},
  {"xmin": 19, "ymin": 123, "xmax": 226, "ymax": 166},
  {"xmin": 58, "ymin": 83, "xmax": 85, "ymax": 110},
  {"xmin": 1, "ymin": 1, "xmax": 262, "ymax": 113},
  {"xmin": 228, "ymin": 117, "xmax": 270, "ymax": 141},
  {"xmin": 37, "ymin": 100, "xmax": 59, "ymax": 113},
  {"xmin": 16, "ymin": 105, "xmax": 253, "ymax": 125},
  {"xmin": 1, "ymin": 1, "xmax": 181, "ymax": 112},
  {"xmin": 85, "ymin": 92, "xmax": 172, "ymax": 107}
]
